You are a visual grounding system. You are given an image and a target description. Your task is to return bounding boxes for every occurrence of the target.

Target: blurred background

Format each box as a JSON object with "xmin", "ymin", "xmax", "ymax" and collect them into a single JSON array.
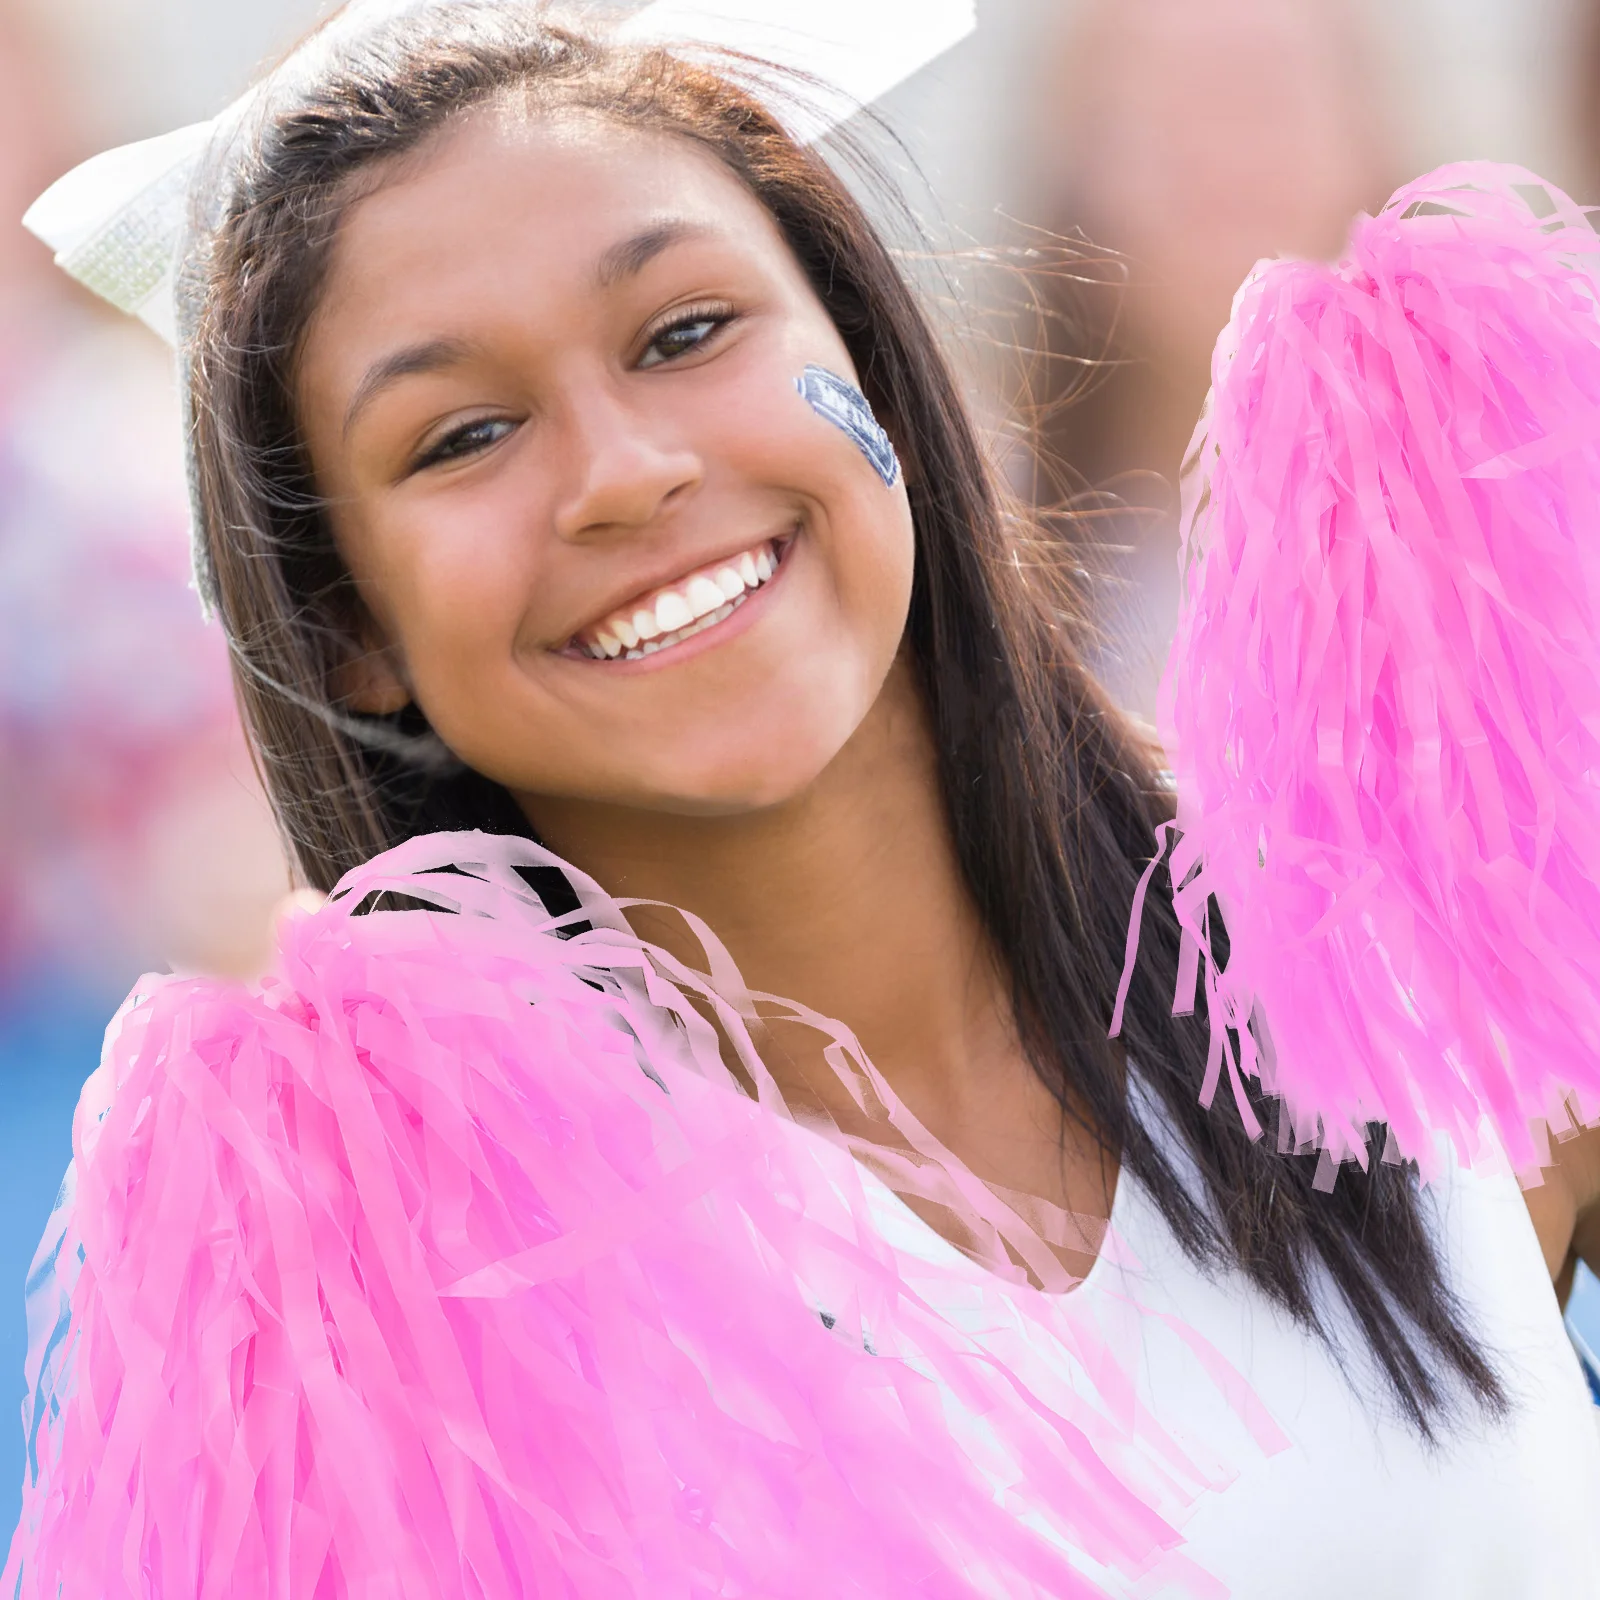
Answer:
[{"xmin": 3, "ymin": 0, "xmax": 1600, "ymax": 1534}]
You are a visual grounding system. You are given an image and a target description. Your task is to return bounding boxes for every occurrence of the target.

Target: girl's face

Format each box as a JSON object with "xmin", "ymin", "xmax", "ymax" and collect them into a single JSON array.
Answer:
[{"xmin": 297, "ymin": 107, "xmax": 916, "ymax": 818}]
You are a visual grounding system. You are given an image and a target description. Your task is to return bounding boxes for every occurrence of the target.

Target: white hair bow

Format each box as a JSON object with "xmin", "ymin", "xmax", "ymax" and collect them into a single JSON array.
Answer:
[{"xmin": 22, "ymin": 0, "xmax": 975, "ymax": 345}]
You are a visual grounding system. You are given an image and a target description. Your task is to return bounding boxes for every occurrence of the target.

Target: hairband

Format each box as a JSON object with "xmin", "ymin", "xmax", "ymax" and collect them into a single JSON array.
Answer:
[{"xmin": 21, "ymin": 0, "xmax": 976, "ymax": 347}]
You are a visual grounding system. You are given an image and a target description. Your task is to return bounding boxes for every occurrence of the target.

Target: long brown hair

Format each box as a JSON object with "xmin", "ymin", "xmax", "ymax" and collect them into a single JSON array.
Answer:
[{"xmin": 188, "ymin": 1, "xmax": 1502, "ymax": 1436}]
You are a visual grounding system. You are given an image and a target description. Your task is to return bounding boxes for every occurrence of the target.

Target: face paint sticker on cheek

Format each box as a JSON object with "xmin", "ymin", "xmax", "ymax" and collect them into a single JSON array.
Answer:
[{"xmin": 796, "ymin": 364, "xmax": 902, "ymax": 488}]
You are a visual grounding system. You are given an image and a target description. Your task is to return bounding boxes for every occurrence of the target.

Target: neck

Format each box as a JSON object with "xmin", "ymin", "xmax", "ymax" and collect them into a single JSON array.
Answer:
[
  {"xmin": 518, "ymin": 655, "xmax": 1018, "ymax": 1132},
  {"xmin": 519, "ymin": 652, "xmax": 1118, "ymax": 1245}
]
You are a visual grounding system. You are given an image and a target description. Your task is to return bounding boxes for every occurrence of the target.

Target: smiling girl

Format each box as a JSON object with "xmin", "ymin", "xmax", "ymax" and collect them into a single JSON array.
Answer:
[{"xmin": 9, "ymin": 5, "xmax": 1600, "ymax": 1597}]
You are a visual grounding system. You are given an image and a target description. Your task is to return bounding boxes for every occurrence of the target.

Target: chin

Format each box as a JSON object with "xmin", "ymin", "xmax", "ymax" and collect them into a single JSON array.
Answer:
[
  {"xmin": 626, "ymin": 729, "xmax": 849, "ymax": 818},
  {"xmin": 635, "ymin": 766, "xmax": 831, "ymax": 819}
]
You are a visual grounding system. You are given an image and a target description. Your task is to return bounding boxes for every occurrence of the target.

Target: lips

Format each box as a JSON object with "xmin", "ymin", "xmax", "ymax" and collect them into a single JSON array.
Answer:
[{"xmin": 567, "ymin": 532, "xmax": 792, "ymax": 662}]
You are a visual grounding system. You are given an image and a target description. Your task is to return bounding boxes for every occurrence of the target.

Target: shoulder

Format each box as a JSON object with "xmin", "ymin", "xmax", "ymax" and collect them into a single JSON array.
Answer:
[{"xmin": 1523, "ymin": 1119, "xmax": 1600, "ymax": 1293}]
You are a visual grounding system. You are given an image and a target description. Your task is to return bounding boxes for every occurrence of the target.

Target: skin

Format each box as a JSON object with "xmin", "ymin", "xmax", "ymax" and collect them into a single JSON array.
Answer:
[
  {"xmin": 297, "ymin": 103, "xmax": 1600, "ymax": 1299},
  {"xmin": 299, "ymin": 105, "xmax": 1113, "ymax": 1279},
  {"xmin": 1525, "ymin": 1122, "xmax": 1600, "ymax": 1306}
]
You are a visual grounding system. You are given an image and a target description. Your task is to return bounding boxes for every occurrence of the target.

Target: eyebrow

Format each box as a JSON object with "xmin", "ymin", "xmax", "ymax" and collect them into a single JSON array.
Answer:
[
  {"xmin": 340, "ymin": 222, "xmax": 717, "ymax": 439},
  {"xmin": 342, "ymin": 336, "xmax": 477, "ymax": 440},
  {"xmin": 594, "ymin": 219, "xmax": 714, "ymax": 289}
]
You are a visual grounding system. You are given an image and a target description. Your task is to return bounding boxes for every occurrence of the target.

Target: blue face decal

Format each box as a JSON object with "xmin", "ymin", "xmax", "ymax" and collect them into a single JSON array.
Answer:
[{"xmin": 795, "ymin": 365, "xmax": 902, "ymax": 489}]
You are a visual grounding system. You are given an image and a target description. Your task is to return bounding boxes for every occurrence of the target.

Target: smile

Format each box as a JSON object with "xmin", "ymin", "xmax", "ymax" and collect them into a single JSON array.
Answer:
[{"xmin": 568, "ymin": 532, "xmax": 793, "ymax": 663}]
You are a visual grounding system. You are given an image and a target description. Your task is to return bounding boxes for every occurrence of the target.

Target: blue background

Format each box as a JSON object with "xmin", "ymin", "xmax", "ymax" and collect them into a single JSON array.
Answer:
[{"xmin": 0, "ymin": 978, "xmax": 116, "ymax": 1546}]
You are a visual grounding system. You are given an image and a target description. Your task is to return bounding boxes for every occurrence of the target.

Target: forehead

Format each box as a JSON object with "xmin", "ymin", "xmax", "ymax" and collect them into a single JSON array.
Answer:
[{"xmin": 313, "ymin": 107, "xmax": 789, "ymax": 324}]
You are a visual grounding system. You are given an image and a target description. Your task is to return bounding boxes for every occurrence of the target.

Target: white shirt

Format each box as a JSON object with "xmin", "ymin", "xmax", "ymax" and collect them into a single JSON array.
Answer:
[
  {"xmin": 849, "ymin": 1114, "xmax": 1600, "ymax": 1597},
  {"xmin": 20, "ymin": 1068, "xmax": 1599, "ymax": 1596}
]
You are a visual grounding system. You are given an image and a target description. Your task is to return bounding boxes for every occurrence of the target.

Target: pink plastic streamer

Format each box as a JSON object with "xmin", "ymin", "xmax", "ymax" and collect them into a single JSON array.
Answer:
[
  {"xmin": 1132, "ymin": 163, "xmax": 1600, "ymax": 1177},
  {"xmin": 4, "ymin": 832, "xmax": 1259, "ymax": 1597}
]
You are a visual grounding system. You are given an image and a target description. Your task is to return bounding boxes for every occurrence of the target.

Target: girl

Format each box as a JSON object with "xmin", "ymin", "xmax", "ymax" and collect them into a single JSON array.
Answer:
[{"xmin": 10, "ymin": 4, "xmax": 1600, "ymax": 1594}]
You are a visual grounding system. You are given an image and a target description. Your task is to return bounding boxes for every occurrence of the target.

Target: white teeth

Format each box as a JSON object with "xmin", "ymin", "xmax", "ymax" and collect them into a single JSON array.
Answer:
[
  {"xmin": 655, "ymin": 590, "xmax": 693, "ymax": 633},
  {"xmin": 685, "ymin": 574, "xmax": 727, "ymax": 620},
  {"xmin": 579, "ymin": 536, "xmax": 788, "ymax": 661}
]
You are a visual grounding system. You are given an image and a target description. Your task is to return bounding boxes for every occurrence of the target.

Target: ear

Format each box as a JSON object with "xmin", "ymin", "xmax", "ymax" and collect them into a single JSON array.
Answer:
[{"xmin": 331, "ymin": 638, "xmax": 412, "ymax": 716}]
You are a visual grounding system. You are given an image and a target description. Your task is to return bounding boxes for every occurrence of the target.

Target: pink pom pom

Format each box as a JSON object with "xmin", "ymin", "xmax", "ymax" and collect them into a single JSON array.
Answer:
[
  {"xmin": 1128, "ymin": 163, "xmax": 1600, "ymax": 1177},
  {"xmin": 6, "ymin": 834, "xmax": 1247, "ymax": 1597}
]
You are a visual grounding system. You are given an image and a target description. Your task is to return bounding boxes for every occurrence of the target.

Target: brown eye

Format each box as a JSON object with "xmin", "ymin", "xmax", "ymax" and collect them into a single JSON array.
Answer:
[
  {"xmin": 413, "ymin": 417, "xmax": 515, "ymax": 472},
  {"xmin": 638, "ymin": 310, "xmax": 733, "ymax": 369}
]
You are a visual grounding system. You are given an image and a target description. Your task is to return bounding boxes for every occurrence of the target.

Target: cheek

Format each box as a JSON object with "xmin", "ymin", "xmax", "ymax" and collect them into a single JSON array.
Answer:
[
  {"xmin": 794, "ymin": 366, "xmax": 902, "ymax": 489},
  {"xmin": 687, "ymin": 373, "xmax": 915, "ymax": 675},
  {"xmin": 341, "ymin": 496, "xmax": 544, "ymax": 701}
]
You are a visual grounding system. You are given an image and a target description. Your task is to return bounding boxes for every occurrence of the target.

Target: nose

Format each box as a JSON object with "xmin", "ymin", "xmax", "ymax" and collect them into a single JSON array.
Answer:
[{"xmin": 550, "ymin": 380, "xmax": 703, "ymax": 543}]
